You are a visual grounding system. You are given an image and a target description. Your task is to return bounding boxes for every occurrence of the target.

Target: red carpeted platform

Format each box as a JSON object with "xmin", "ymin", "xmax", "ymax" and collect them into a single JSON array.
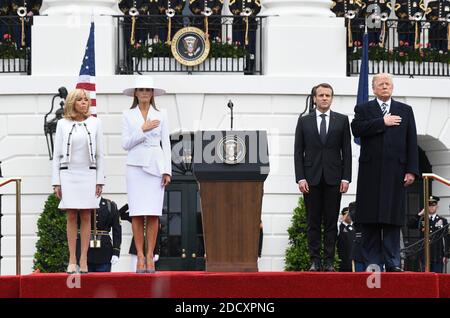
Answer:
[
  {"xmin": 0, "ymin": 272, "xmax": 443, "ymax": 298},
  {"xmin": 438, "ymin": 274, "xmax": 450, "ymax": 298},
  {"xmin": 0, "ymin": 275, "xmax": 20, "ymax": 298}
]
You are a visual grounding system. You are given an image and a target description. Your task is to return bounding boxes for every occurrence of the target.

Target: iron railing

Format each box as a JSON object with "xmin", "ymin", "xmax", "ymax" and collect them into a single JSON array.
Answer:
[
  {"xmin": 0, "ymin": 16, "xmax": 32, "ymax": 74},
  {"xmin": 115, "ymin": 15, "xmax": 264, "ymax": 75},
  {"xmin": 347, "ymin": 18, "xmax": 450, "ymax": 77}
]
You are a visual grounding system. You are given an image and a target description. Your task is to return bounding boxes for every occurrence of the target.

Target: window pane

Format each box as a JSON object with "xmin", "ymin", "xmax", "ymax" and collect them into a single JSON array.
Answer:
[
  {"xmin": 169, "ymin": 191, "xmax": 181, "ymax": 213},
  {"xmin": 169, "ymin": 213, "xmax": 181, "ymax": 235}
]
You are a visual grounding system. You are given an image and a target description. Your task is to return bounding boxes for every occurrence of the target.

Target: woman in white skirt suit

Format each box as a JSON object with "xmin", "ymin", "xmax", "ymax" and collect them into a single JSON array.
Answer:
[
  {"xmin": 122, "ymin": 76, "xmax": 171, "ymax": 273},
  {"xmin": 52, "ymin": 89, "xmax": 105, "ymax": 274}
]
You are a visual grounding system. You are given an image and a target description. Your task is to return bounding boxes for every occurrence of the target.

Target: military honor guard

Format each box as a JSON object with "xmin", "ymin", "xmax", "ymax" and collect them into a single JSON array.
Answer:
[
  {"xmin": 426, "ymin": 0, "xmax": 450, "ymax": 51},
  {"xmin": 229, "ymin": 0, "xmax": 261, "ymax": 74},
  {"xmin": 331, "ymin": 0, "xmax": 366, "ymax": 48},
  {"xmin": 119, "ymin": 0, "xmax": 160, "ymax": 46},
  {"xmin": 407, "ymin": 196, "xmax": 450, "ymax": 273},
  {"xmin": 10, "ymin": 0, "xmax": 41, "ymax": 47},
  {"xmin": 0, "ymin": 0, "xmax": 10, "ymax": 40},
  {"xmin": 189, "ymin": 0, "xmax": 224, "ymax": 40},
  {"xmin": 395, "ymin": 0, "xmax": 427, "ymax": 48},
  {"xmin": 361, "ymin": 0, "xmax": 390, "ymax": 47},
  {"xmin": 156, "ymin": 0, "xmax": 185, "ymax": 43},
  {"xmin": 76, "ymin": 198, "xmax": 122, "ymax": 272}
]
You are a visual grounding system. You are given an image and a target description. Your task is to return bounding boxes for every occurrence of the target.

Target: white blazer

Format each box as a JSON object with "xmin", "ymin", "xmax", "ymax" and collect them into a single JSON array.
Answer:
[
  {"xmin": 122, "ymin": 106, "xmax": 172, "ymax": 177},
  {"xmin": 51, "ymin": 116, "xmax": 105, "ymax": 186}
]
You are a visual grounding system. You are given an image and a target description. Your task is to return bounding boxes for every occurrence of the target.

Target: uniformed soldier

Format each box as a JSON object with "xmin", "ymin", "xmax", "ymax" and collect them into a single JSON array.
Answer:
[
  {"xmin": 337, "ymin": 207, "xmax": 355, "ymax": 272},
  {"xmin": 189, "ymin": 0, "xmax": 224, "ymax": 40},
  {"xmin": 10, "ymin": 0, "xmax": 41, "ymax": 47},
  {"xmin": 333, "ymin": 1, "xmax": 365, "ymax": 47},
  {"xmin": 157, "ymin": 0, "xmax": 186, "ymax": 43},
  {"xmin": 408, "ymin": 196, "xmax": 450, "ymax": 273},
  {"xmin": 76, "ymin": 198, "xmax": 122, "ymax": 272},
  {"xmin": 0, "ymin": 0, "xmax": 11, "ymax": 40},
  {"xmin": 361, "ymin": 0, "xmax": 390, "ymax": 46},
  {"xmin": 119, "ymin": 0, "xmax": 160, "ymax": 45},
  {"xmin": 229, "ymin": 0, "xmax": 260, "ymax": 74},
  {"xmin": 426, "ymin": 0, "xmax": 450, "ymax": 51},
  {"xmin": 395, "ymin": 0, "xmax": 427, "ymax": 48}
]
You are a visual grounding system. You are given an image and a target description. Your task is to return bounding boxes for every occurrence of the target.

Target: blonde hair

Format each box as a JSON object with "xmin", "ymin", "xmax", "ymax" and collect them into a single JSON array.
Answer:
[
  {"xmin": 130, "ymin": 89, "xmax": 159, "ymax": 111},
  {"xmin": 372, "ymin": 73, "xmax": 393, "ymax": 88},
  {"xmin": 64, "ymin": 89, "xmax": 91, "ymax": 120}
]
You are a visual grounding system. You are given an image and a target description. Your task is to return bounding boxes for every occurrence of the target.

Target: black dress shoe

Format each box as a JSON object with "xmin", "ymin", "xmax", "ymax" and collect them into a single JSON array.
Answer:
[
  {"xmin": 386, "ymin": 266, "xmax": 403, "ymax": 272},
  {"xmin": 309, "ymin": 262, "xmax": 321, "ymax": 272}
]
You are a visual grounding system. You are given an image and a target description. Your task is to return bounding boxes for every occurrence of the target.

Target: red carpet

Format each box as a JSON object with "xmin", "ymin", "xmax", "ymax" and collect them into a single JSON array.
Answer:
[
  {"xmin": 438, "ymin": 274, "xmax": 450, "ymax": 298},
  {"xmin": 0, "ymin": 275, "xmax": 20, "ymax": 298},
  {"xmin": 0, "ymin": 272, "xmax": 442, "ymax": 298}
]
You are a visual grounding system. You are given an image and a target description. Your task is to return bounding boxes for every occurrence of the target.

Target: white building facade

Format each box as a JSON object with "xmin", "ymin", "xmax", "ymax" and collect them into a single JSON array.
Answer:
[{"xmin": 0, "ymin": 0, "xmax": 449, "ymax": 274}]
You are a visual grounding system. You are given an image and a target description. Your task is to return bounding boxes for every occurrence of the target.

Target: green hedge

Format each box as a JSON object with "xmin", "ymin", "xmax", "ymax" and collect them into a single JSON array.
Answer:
[{"xmin": 33, "ymin": 194, "xmax": 68, "ymax": 273}]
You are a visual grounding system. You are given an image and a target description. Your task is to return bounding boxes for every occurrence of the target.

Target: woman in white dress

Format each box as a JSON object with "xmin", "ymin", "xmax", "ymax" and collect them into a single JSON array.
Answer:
[
  {"xmin": 122, "ymin": 77, "xmax": 171, "ymax": 273},
  {"xmin": 52, "ymin": 89, "xmax": 105, "ymax": 274}
]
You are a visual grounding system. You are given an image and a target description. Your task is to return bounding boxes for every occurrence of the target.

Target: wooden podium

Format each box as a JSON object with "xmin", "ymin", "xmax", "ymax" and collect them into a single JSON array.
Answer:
[{"xmin": 193, "ymin": 131, "xmax": 269, "ymax": 272}]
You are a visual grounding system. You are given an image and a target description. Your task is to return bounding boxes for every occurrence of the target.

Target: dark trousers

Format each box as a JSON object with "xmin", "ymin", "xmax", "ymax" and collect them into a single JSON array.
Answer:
[
  {"xmin": 420, "ymin": 260, "xmax": 444, "ymax": 273},
  {"xmin": 88, "ymin": 262, "xmax": 112, "ymax": 272},
  {"xmin": 361, "ymin": 223, "xmax": 400, "ymax": 270},
  {"xmin": 303, "ymin": 180, "xmax": 341, "ymax": 264}
]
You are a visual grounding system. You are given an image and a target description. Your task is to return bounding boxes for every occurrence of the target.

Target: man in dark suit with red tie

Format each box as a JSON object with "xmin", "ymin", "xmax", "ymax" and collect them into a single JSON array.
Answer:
[
  {"xmin": 351, "ymin": 73, "xmax": 419, "ymax": 272},
  {"xmin": 294, "ymin": 83, "xmax": 352, "ymax": 272}
]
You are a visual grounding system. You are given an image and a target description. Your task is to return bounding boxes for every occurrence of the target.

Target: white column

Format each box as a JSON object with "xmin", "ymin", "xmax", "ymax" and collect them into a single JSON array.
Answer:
[
  {"xmin": 32, "ymin": 0, "xmax": 122, "ymax": 76},
  {"xmin": 261, "ymin": 0, "xmax": 347, "ymax": 77}
]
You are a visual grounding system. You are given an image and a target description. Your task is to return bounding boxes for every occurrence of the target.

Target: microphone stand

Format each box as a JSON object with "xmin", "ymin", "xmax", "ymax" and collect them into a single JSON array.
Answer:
[{"xmin": 228, "ymin": 100, "xmax": 234, "ymax": 131}]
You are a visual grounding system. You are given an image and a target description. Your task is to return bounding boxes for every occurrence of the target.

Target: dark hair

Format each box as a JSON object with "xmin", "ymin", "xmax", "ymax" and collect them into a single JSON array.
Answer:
[
  {"xmin": 130, "ymin": 89, "xmax": 159, "ymax": 111},
  {"xmin": 348, "ymin": 201, "xmax": 357, "ymax": 220},
  {"xmin": 314, "ymin": 83, "xmax": 334, "ymax": 97}
]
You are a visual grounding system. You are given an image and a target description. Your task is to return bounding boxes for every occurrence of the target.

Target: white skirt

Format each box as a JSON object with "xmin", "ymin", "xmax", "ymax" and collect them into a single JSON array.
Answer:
[
  {"xmin": 126, "ymin": 165, "xmax": 164, "ymax": 216},
  {"xmin": 58, "ymin": 165, "xmax": 99, "ymax": 210}
]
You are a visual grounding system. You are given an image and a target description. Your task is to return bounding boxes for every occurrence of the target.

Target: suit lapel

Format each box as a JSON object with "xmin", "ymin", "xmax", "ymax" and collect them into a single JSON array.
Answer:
[
  {"xmin": 389, "ymin": 98, "xmax": 399, "ymax": 115},
  {"xmin": 325, "ymin": 111, "xmax": 337, "ymax": 145},
  {"xmin": 368, "ymin": 99, "xmax": 383, "ymax": 118},
  {"xmin": 308, "ymin": 112, "xmax": 322, "ymax": 145}
]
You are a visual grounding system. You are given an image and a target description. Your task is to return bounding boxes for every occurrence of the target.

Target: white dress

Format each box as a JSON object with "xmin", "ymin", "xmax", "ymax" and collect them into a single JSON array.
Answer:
[
  {"xmin": 122, "ymin": 107, "xmax": 171, "ymax": 217},
  {"xmin": 58, "ymin": 121, "xmax": 99, "ymax": 209},
  {"xmin": 126, "ymin": 166, "xmax": 165, "ymax": 216}
]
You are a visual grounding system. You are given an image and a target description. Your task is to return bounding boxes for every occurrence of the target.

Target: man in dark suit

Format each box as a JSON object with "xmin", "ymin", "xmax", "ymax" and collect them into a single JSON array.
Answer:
[
  {"xmin": 408, "ymin": 195, "xmax": 450, "ymax": 273},
  {"xmin": 294, "ymin": 83, "xmax": 352, "ymax": 272},
  {"xmin": 351, "ymin": 73, "xmax": 419, "ymax": 272}
]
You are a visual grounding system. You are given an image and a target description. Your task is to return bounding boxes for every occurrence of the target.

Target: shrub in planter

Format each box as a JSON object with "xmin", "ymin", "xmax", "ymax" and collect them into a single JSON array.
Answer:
[{"xmin": 33, "ymin": 194, "xmax": 68, "ymax": 273}]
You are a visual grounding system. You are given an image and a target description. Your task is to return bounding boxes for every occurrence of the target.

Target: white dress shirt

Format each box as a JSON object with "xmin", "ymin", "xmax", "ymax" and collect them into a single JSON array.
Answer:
[
  {"xmin": 316, "ymin": 109, "xmax": 330, "ymax": 135},
  {"xmin": 377, "ymin": 98, "xmax": 391, "ymax": 114}
]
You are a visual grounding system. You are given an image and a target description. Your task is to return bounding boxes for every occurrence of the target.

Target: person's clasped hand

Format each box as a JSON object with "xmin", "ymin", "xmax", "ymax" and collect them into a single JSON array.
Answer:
[{"xmin": 110, "ymin": 255, "xmax": 119, "ymax": 265}]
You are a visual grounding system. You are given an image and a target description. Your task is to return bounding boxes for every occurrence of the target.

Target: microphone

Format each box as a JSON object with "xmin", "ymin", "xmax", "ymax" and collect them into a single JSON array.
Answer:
[
  {"xmin": 228, "ymin": 100, "xmax": 234, "ymax": 131},
  {"xmin": 58, "ymin": 87, "xmax": 68, "ymax": 99}
]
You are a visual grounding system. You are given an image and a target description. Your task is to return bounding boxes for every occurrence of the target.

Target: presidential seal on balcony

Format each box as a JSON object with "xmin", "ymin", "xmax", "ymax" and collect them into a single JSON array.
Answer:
[
  {"xmin": 171, "ymin": 27, "xmax": 210, "ymax": 66},
  {"xmin": 216, "ymin": 135, "xmax": 246, "ymax": 165}
]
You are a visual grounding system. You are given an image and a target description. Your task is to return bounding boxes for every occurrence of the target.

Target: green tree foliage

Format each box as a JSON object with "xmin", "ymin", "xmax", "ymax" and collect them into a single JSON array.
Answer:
[
  {"xmin": 285, "ymin": 197, "xmax": 310, "ymax": 271},
  {"xmin": 33, "ymin": 194, "xmax": 68, "ymax": 273}
]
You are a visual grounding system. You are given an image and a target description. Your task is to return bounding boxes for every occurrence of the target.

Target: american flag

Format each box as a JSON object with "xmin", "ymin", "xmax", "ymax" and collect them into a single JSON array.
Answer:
[{"xmin": 76, "ymin": 22, "xmax": 97, "ymax": 116}]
